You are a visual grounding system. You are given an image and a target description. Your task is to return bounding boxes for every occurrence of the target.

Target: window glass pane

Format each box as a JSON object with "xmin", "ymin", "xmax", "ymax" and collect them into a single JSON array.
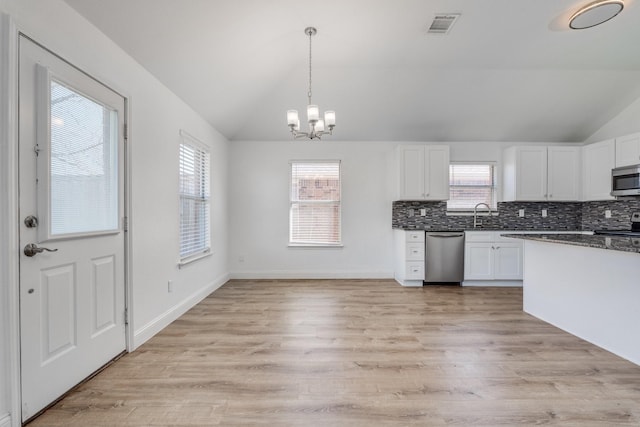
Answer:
[
  {"xmin": 290, "ymin": 162, "xmax": 341, "ymax": 245},
  {"xmin": 179, "ymin": 138, "xmax": 210, "ymax": 259},
  {"xmin": 50, "ymin": 80, "xmax": 118, "ymax": 235},
  {"xmin": 291, "ymin": 162, "xmax": 340, "ymax": 202},
  {"xmin": 447, "ymin": 164, "xmax": 496, "ymax": 210}
]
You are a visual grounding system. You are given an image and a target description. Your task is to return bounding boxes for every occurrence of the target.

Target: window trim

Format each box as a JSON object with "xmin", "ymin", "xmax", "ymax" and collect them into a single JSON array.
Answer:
[
  {"xmin": 178, "ymin": 129, "xmax": 211, "ymax": 264},
  {"xmin": 288, "ymin": 159, "xmax": 342, "ymax": 247},
  {"xmin": 447, "ymin": 161, "xmax": 498, "ymax": 213}
]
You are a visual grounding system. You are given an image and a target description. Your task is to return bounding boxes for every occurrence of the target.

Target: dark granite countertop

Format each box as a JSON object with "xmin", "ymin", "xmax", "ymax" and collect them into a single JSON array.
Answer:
[{"xmin": 502, "ymin": 233, "xmax": 640, "ymax": 254}]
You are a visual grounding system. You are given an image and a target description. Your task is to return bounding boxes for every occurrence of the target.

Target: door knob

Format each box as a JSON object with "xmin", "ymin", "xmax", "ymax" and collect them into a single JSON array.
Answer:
[{"xmin": 24, "ymin": 243, "xmax": 58, "ymax": 257}]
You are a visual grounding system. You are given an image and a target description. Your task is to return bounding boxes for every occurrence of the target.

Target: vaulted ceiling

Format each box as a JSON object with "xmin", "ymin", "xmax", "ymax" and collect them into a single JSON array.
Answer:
[{"xmin": 64, "ymin": 0, "xmax": 640, "ymax": 142}]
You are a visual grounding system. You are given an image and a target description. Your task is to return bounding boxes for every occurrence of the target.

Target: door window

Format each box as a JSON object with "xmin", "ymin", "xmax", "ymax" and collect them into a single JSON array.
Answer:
[{"xmin": 38, "ymin": 68, "xmax": 119, "ymax": 239}]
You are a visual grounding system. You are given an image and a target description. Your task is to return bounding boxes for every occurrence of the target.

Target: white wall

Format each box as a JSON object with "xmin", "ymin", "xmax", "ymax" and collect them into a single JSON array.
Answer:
[
  {"xmin": 0, "ymin": 10, "xmax": 16, "ymax": 425},
  {"xmin": 0, "ymin": 0, "xmax": 229, "ymax": 424},
  {"xmin": 229, "ymin": 141, "xmax": 396, "ymax": 278},
  {"xmin": 586, "ymin": 94, "xmax": 640, "ymax": 143}
]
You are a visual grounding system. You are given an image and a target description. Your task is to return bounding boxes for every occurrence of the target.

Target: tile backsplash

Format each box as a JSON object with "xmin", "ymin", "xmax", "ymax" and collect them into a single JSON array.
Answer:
[
  {"xmin": 392, "ymin": 199, "xmax": 640, "ymax": 231},
  {"xmin": 581, "ymin": 198, "xmax": 640, "ymax": 230}
]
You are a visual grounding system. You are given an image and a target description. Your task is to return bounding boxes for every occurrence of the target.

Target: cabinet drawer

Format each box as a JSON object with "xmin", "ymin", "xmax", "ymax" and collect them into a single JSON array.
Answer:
[
  {"xmin": 495, "ymin": 232, "xmax": 520, "ymax": 243},
  {"xmin": 465, "ymin": 231, "xmax": 494, "ymax": 242},
  {"xmin": 405, "ymin": 262, "xmax": 424, "ymax": 280},
  {"xmin": 406, "ymin": 231, "xmax": 425, "ymax": 243},
  {"xmin": 406, "ymin": 242, "xmax": 425, "ymax": 260}
]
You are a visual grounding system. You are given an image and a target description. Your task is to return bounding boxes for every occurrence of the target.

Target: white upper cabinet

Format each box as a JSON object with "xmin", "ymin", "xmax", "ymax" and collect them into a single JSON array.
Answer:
[
  {"xmin": 582, "ymin": 139, "xmax": 615, "ymax": 201},
  {"xmin": 503, "ymin": 146, "xmax": 580, "ymax": 202},
  {"xmin": 615, "ymin": 132, "xmax": 640, "ymax": 167},
  {"xmin": 397, "ymin": 145, "xmax": 450, "ymax": 200},
  {"xmin": 547, "ymin": 146, "xmax": 581, "ymax": 201}
]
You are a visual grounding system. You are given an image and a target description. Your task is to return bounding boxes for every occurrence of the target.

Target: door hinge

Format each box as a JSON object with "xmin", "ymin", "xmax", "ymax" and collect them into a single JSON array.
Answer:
[
  {"xmin": 124, "ymin": 307, "xmax": 128, "ymax": 325},
  {"xmin": 122, "ymin": 216, "xmax": 128, "ymax": 232},
  {"xmin": 34, "ymin": 144, "xmax": 41, "ymax": 156},
  {"xmin": 124, "ymin": 123, "xmax": 128, "ymax": 140}
]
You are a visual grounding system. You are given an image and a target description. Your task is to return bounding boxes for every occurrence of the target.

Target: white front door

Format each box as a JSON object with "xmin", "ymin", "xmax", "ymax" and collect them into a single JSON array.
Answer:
[{"xmin": 18, "ymin": 36, "xmax": 127, "ymax": 421}]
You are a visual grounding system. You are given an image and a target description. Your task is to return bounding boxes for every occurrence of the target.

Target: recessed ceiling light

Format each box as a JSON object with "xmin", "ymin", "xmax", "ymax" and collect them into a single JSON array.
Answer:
[{"xmin": 569, "ymin": 0, "xmax": 624, "ymax": 30}]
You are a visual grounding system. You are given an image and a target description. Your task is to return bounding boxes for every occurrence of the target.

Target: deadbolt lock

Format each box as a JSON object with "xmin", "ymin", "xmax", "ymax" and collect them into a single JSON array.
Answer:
[{"xmin": 24, "ymin": 215, "xmax": 38, "ymax": 228}]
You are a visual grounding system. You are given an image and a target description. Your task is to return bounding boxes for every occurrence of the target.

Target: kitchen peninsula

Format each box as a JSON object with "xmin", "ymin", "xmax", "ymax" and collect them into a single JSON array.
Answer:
[{"xmin": 505, "ymin": 233, "xmax": 640, "ymax": 365}]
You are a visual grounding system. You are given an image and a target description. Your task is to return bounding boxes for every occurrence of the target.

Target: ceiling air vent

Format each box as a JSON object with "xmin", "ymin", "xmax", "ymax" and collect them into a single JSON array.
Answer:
[{"xmin": 427, "ymin": 14, "xmax": 460, "ymax": 35}]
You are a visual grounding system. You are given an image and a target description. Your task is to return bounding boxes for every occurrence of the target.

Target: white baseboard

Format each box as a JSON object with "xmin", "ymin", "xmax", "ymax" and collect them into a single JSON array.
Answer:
[
  {"xmin": 0, "ymin": 413, "xmax": 11, "ymax": 427},
  {"xmin": 229, "ymin": 270, "xmax": 394, "ymax": 280},
  {"xmin": 132, "ymin": 273, "xmax": 229, "ymax": 349},
  {"xmin": 462, "ymin": 280, "xmax": 523, "ymax": 287}
]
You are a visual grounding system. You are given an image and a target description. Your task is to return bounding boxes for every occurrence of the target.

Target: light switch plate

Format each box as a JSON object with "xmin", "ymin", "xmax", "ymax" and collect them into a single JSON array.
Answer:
[
  {"xmin": 605, "ymin": 210, "xmax": 612, "ymax": 219},
  {"xmin": 519, "ymin": 209, "xmax": 525, "ymax": 217},
  {"xmin": 541, "ymin": 209, "xmax": 548, "ymax": 218},
  {"xmin": 420, "ymin": 208, "xmax": 426, "ymax": 216}
]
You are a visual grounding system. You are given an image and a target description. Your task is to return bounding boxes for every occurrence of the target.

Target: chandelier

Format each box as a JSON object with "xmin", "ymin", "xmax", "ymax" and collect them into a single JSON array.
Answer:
[{"xmin": 287, "ymin": 27, "xmax": 336, "ymax": 140}]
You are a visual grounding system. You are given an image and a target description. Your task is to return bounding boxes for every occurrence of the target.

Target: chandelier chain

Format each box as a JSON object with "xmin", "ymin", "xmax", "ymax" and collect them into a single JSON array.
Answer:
[{"xmin": 308, "ymin": 29, "xmax": 313, "ymax": 104}]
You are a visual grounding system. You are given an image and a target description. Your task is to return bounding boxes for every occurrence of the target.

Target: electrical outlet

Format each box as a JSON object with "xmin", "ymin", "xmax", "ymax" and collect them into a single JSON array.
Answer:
[
  {"xmin": 168, "ymin": 280, "xmax": 173, "ymax": 293},
  {"xmin": 605, "ymin": 210, "xmax": 612, "ymax": 219},
  {"xmin": 541, "ymin": 209, "xmax": 548, "ymax": 218},
  {"xmin": 519, "ymin": 209, "xmax": 525, "ymax": 217},
  {"xmin": 420, "ymin": 208, "xmax": 426, "ymax": 216}
]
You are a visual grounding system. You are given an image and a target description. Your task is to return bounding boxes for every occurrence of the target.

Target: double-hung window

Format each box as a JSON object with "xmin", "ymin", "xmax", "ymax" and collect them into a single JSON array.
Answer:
[
  {"xmin": 447, "ymin": 163, "xmax": 497, "ymax": 211},
  {"xmin": 179, "ymin": 131, "xmax": 211, "ymax": 262},
  {"xmin": 289, "ymin": 161, "xmax": 341, "ymax": 246}
]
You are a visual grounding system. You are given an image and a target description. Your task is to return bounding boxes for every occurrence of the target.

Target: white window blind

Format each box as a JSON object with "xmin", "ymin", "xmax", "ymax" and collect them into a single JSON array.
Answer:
[
  {"xmin": 49, "ymin": 79, "xmax": 119, "ymax": 236},
  {"xmin": 447, "ymin": 163, "xmax": 497, "ymax": 211},
  {"xmin": 290, "ymin": 161, "xmax": 341, "ymax": 245},
  {"xmin": 179, "ymin": 133, "xmax": 211, "ymax": 260}
]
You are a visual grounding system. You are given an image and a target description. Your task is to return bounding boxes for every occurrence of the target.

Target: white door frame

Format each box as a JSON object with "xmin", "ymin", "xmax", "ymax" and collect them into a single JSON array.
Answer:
[{"xmin": 0, "ymin": 15, "xmax": 133, "ymax": 427}]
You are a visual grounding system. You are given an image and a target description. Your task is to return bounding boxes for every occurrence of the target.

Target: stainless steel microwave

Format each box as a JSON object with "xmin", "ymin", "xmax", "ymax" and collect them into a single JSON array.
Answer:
[{"xmin": 611, "ymin": 164, "xmax": 640, "ymax": 196}]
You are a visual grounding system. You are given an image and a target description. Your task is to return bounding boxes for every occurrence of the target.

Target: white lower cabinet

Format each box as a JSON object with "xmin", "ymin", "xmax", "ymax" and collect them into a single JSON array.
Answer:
[
  {"xmin": 464, "ymin": 231, "xmax": 523, "ymax": 284},
  {"xmin": 394, "ymin": 229, "xmax": 425, "ymax": 286}
]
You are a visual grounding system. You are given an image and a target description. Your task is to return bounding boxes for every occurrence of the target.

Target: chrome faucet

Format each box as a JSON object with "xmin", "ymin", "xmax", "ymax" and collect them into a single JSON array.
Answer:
[{"xmin": 473, "ymin": 203, "xmax": 492, "ymax": 228}]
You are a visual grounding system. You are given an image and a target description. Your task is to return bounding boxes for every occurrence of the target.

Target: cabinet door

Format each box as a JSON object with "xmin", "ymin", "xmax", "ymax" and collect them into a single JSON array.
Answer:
[
  {"xmin": 547, "ymin": 146, "xmax": 580, "ymax": 201},
  {"xmin": 424, "ymin": 146, "xmax": 450, "ymax": 200},
  {"xmin": 464, "ymin": 243, "xmax": 494, "ymax": 280},
  {"xmin": 516, "ymin": 146, "xmax": 547, "ymax": 201},
  {"xmin": 398, "ymin": 146, "xmax": 425, "ymax": 199},
  {"xmin": 582, "ymin": 139, "xmax": 615, "ymax": 201},
  {"xmin": 615, "ymin": 133, "xmax": 640, "ymax": 167},
  {"xmin": 493, "ymin": 243, "xmax": 523, "ymax": 280}
]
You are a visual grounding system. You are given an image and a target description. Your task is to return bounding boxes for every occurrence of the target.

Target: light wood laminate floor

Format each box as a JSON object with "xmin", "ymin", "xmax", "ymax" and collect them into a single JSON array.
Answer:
[{"xmin": 30, "ymin": 280, "xmax": 640, "ymax": 426}]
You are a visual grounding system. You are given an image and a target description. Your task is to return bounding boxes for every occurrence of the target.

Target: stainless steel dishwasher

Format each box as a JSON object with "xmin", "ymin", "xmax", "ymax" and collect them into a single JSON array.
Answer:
[{"xmin": 424, "ymin": 232, "xmax": 465, "ymax": 284}]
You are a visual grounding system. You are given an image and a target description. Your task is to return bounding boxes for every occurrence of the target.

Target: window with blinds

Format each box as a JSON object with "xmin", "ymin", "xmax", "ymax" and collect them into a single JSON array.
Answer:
[
  {"xmin": 49, "ymin": 79, "xmax": 119, "ymax": 236},
  {"xmin": 289, "ymin": 161, "xmax": 341, "ymax": 246},
  {"xmin": 179, "ymin": 133, "xmax": 211, "ymax": 261},
  {"xmin": 447, "ymin": 163, "xmax": 497, "ymax": 211}
]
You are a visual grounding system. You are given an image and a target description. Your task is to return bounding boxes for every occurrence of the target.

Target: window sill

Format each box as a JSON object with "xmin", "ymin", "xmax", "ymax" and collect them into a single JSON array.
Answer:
[
  {"xmin": 446, "ymin": 211, "xmax": 499, "ymax": 217},
  {"xmin": 177, "ymin": 250, "xmax": 212, "ymax": 268},
  {"xmin": 288, "ymin": 243, "xmax": 344, "ymax": 249}
]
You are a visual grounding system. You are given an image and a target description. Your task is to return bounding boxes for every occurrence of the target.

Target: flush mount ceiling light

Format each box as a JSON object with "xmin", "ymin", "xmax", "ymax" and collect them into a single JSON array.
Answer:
[
  {"xmin": 286, "ymin": 27, "xmax": 335, "ymax": 140},
  {"xmin": 569, "ymin": 0, "xmax": 624, "ymax": 29}
]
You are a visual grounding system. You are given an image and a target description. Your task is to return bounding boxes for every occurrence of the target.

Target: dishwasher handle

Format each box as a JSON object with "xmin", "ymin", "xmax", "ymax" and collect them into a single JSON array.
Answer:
[{"xmin": 427, "ymin": 233, "xmax": 464, "ymax": 238}]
